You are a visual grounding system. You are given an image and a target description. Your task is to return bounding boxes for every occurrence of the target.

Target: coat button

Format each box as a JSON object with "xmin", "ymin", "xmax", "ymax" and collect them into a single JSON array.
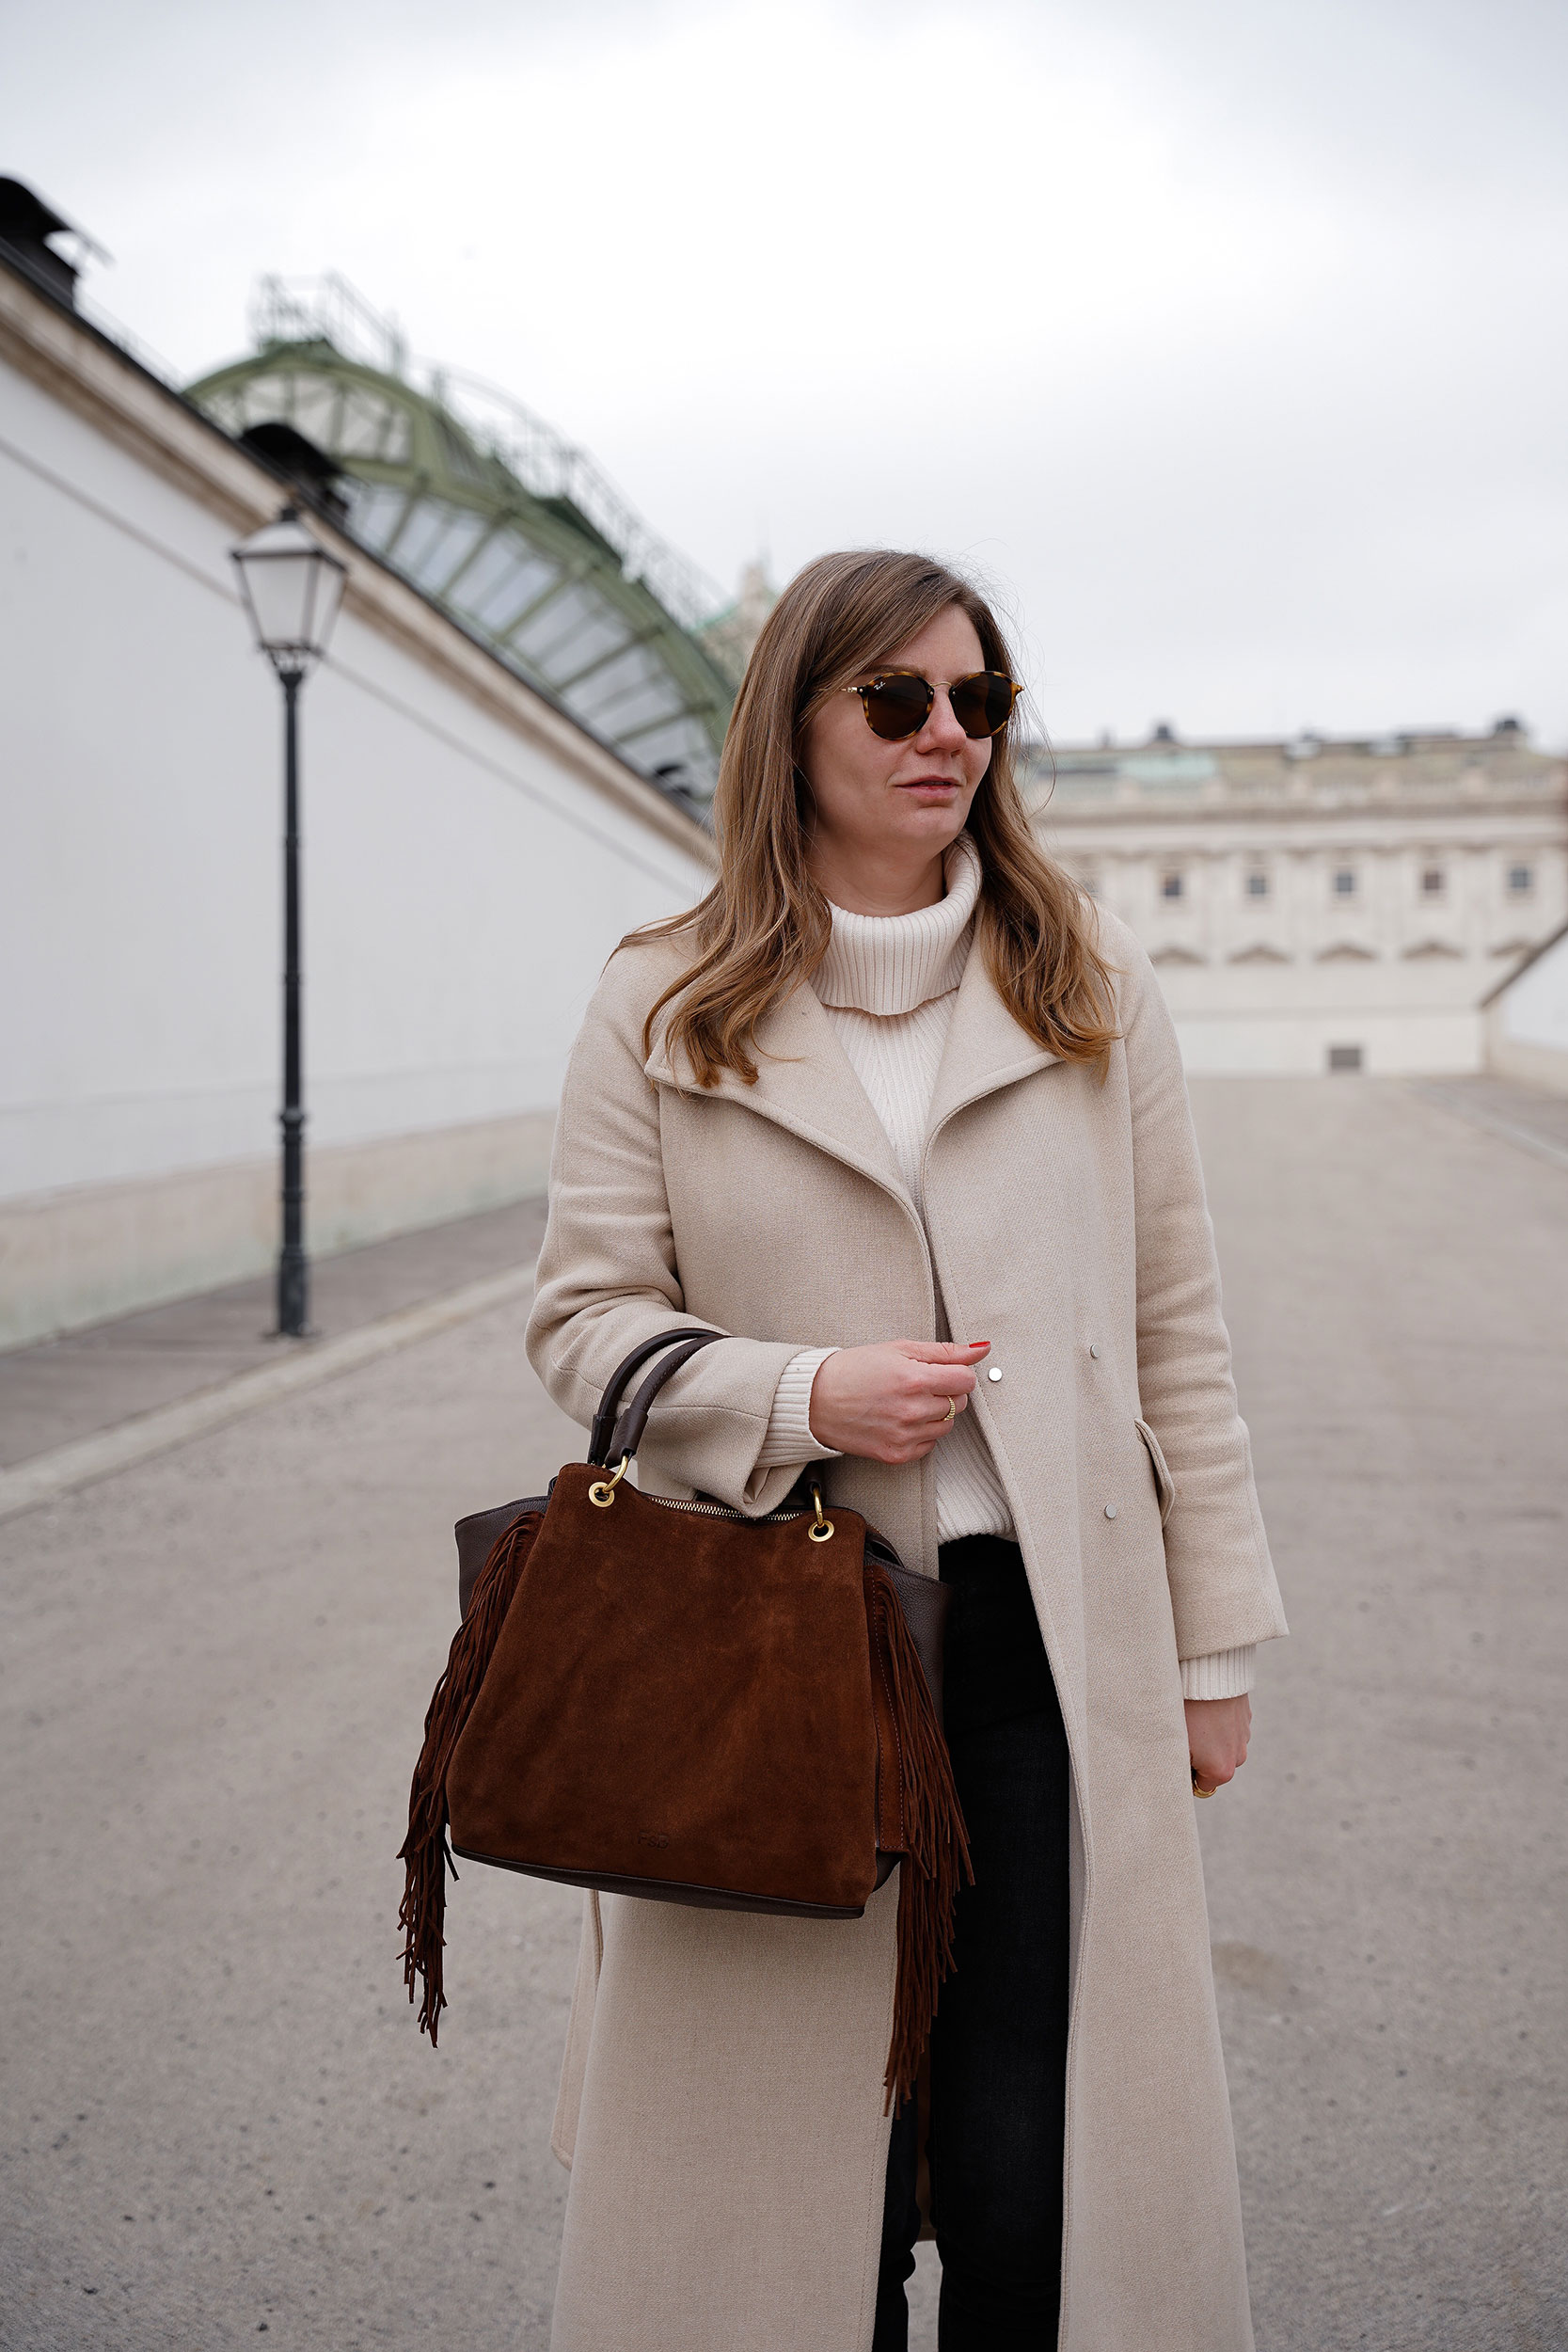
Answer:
[
  {"xmin": 1089, "ymin": 1344, "xmax": 1100, "ymax": 1359},
  {"xmin": 1104, "ymin": 1503, "xmax": 1117, "ymax": 1519},
  {"xmin": 987, "ymin": 1365, "xmax": 1003, "ymax": 1382}
]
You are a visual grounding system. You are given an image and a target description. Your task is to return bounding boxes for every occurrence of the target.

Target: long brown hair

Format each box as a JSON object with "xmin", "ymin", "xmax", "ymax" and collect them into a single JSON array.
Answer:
[{"xmin": 637, "ymin": 548, "xmax": 1119, "ymax": 1084}]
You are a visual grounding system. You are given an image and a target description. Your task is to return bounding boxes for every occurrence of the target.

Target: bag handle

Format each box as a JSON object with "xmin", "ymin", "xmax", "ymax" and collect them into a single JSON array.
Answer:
[{"xmin": 587, "ymin": 1327, "xmax": 725, "ymax": 1466}]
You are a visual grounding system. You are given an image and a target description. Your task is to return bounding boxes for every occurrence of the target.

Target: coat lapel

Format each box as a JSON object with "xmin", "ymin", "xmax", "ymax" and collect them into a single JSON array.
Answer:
[
  {"xmin": 644, "ymin": 979, "xmax": 914, "ymax": 1212},
  {"xmin": 926, "ymin": 928, "xmax": 1061, "ymax": 1147},
  {"xmin": 644, "ymin": 927, "xmax": 1061, "ymax": 1198}
]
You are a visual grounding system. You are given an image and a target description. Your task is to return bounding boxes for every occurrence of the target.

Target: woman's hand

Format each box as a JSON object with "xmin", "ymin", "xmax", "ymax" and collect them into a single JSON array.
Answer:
[
  {"xmin": 1185, "ymin": 1694, "xmax": 1252, "ymax": 1795},
  {"xmin": 808, "ymin": 1340, "xmax": 990, "ymax": 1465}
]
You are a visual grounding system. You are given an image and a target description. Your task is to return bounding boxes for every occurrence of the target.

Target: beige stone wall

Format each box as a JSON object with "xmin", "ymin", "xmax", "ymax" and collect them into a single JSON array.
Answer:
[
  {"xmin": 1483, "ymin": 1011, "xmax": 1568, "ymax": 1097},
  {"xmin": 0, "ymin": 1110, "xmax": 554, "ymax": 1350}
]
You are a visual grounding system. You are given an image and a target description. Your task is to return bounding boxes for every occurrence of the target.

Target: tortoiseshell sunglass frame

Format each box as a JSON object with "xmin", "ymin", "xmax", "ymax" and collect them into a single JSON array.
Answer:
[{"xmin": 844, "ymin": 668, "xmax": 1022, "ymax": 741}]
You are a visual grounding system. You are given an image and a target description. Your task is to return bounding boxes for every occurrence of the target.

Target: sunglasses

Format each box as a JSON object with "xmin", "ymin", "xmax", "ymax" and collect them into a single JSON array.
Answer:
[{"xmin": 844, "ymin": 668, "xmax": 1022, "ymax": 742}]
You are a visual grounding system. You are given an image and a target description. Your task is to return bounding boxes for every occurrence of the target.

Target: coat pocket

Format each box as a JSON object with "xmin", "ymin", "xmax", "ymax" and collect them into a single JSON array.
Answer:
[{"xmin": 1133, "ymin": 1418, "xmax": 1177, "ymax": 1528}]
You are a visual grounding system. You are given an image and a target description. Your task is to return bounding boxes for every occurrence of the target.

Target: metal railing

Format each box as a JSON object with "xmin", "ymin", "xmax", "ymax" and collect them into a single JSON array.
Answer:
[{"xmin": 249, "ymin": 272, "xmax": 726, "ymax": 630}]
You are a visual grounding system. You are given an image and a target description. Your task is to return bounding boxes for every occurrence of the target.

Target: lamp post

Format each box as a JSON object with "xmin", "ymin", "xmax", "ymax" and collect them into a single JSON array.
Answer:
[{"xmin": 230, "ymin": 506, "xmax": 347, "ymax": 1338}]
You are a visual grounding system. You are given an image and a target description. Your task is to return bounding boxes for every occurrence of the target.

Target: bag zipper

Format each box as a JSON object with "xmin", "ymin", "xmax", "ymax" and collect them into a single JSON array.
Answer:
[{"xmin": 641, "ymin": 1494, "xmax": 810, "ymax": 1525}]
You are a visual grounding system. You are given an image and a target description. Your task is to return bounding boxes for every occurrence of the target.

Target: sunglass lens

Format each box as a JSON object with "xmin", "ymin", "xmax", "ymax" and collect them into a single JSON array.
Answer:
[
  {"xmin": 861, "ymin": 675, "xmax": 935, "ymax": 739},
  {"xmin": 949, "ymin": 673, "xmax": 1019, "ymax": 739}
]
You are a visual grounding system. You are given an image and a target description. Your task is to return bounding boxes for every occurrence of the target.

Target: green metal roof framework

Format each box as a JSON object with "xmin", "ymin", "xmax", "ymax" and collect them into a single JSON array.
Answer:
[{"xmin": 188, "ymin": 276, "xmax": 734, "ymax": 803}]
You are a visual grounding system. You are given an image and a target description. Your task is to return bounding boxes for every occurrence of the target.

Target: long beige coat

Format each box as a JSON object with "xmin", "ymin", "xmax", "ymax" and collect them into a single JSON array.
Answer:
[{"xmin": 525, "ymin": 904, "xmax": 1287, "ymax": 2352}]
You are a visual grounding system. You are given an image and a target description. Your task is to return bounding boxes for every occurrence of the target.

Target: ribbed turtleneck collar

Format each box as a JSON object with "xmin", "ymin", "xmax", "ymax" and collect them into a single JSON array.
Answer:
[{"xmin": 814, "ymin": 834, "xmax": 981, "ymax": 1017}]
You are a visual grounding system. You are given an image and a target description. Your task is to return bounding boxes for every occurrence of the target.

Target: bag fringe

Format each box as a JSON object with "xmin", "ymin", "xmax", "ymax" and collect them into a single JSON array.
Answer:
[
  {"xmin": 397, "ymin": 1510, "xmax": 542, "ymax": 2046},
  {"xmin": 867, "ymin": 1566, "xmax": 973, "ymax": 2109}
]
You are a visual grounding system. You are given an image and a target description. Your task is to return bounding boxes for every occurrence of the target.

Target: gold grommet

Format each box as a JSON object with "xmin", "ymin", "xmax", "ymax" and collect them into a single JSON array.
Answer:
[
  {"xmin": 808, "ymin": 1483, "xmax": 834, "ymax": 1543},
  {"xmin": 589, "ymin": 1454, "xmax": 629, "ymax": 1508}
]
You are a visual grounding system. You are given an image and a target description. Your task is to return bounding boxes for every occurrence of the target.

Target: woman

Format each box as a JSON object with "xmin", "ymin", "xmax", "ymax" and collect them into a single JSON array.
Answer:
[{"xmin": 525, "ymin": 549, "xmax": 1287, "ymax": 2352}]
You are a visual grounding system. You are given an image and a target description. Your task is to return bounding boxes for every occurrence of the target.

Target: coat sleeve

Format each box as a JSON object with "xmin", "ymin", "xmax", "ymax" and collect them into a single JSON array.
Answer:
[
  {"xmin": 1117, "ymin": 933, "xmax": 1290, "ymax": 1661},
  {"xmin": 525, "ymin": 953, "xmax": 816, "ymax": 1515}
]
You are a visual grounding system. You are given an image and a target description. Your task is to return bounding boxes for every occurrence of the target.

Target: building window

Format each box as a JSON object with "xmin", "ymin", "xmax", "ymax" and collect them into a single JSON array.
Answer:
[
  {"xmin": 1420, "ymin": 866, "xmax": 1445, "ymax": 897},
  {"xmin": 1160, "ymin": 869, "xmax": 1184, "ymax": 901},
  {"xmin": 1327, "ymin": 1044, "xmax": 1364, "ymax": 1073},
  {"xmin": 1244, "ymin": 869, "xmax": 1269, "ymax": 898},
  {"xmin": 1332, "ymin": 866, "xmax": 1357, "ymax": 898},
  {"xmin": 1507, "ymin": 863, "xmax": 1535, "ymax": 897}
]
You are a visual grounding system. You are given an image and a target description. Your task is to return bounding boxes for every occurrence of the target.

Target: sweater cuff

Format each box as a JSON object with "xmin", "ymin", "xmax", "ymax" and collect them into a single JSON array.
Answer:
[
  {"xmin": 1180, "ymin": 1645, "xmax": 1256, "ymax": 1702},
  {"xmin": 754, "ymin": 1348, "xmax": 843, "ymax": 1470}
]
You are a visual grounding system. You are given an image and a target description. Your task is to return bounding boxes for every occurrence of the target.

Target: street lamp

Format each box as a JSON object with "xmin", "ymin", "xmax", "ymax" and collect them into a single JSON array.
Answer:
[{"xmin": 230, "ymin": 505, "xmax": 347, "ymax": 1338}]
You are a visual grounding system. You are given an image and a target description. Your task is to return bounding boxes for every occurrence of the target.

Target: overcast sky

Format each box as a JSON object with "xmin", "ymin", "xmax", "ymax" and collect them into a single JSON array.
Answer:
[{"xmin": 5, "ymin": 0, "xmax": 1565, "ymax": 745}]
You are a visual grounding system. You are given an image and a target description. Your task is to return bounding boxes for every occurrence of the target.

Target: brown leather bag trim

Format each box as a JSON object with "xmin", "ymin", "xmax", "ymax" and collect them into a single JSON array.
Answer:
[
  {"xmin": 456, "ymin": 1494, "xmax": 550, "ymax": 1619},
  {"xmin": 449, "ymin": 1847, "xmax": 868, "ymax": 1920}
]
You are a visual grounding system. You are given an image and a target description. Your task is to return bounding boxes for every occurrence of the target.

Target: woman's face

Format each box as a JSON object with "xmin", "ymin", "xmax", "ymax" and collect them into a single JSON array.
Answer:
[{"xmin": 800, "ymin": 604, "xmax": 994, "ymax": 872}]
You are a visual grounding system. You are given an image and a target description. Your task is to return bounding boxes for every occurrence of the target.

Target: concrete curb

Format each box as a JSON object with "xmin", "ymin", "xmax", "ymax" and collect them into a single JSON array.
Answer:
[
  {"xmin": 0, "ymin": 1263, "xmax": 535, "ymax": 1524},
  {"xmin": 1409, "ymin": 1081, "xmax": 1568, "ymax": 1171}
]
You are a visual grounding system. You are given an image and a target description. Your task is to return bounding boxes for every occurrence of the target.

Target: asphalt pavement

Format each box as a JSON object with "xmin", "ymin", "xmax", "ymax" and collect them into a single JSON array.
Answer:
[
  {"xmin": 0, "ymin": 1198, "xmax": 549, "ymax": 1469},
  {"xmin": 1195, "ymin": 1075, "xmax": 1565, "ymax": 2352},
  {"xmin": 0, "ymin": 1076, "xmax": 1563, "ymax": 2351}
]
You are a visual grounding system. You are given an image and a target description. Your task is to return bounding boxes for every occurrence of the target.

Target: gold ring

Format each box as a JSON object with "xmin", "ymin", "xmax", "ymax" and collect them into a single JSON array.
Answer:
[
  {"xmin": 942, "ymin": 1396, "xmax": 956, "ymax": 1426},
  {"xmin": 588, "ymin": 1454, "xmax": 629, "ymax": 1509},
  {"xmin": 1192, "ymin": 1768, "xmax": 1215, "ymax": 1798}
]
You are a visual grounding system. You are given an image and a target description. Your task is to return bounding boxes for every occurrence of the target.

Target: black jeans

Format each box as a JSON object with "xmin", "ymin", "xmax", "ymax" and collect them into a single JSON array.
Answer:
[{"xmin": 873, "ymin": 1535, "xmax": 1070, "ymax": 2352}]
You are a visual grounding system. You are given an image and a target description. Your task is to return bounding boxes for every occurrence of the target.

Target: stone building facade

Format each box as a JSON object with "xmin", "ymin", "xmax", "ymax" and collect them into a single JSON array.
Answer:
[{"xmin": 1026, "ymin": 723, "xmax": 1568, "ymax": 1073}]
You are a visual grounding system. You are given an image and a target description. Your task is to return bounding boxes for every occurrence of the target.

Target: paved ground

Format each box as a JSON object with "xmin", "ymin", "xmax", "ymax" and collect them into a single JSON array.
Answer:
[
  {"xmin": 1194, "ymin": 1077, "xmax": 1565, "ymax": 2352},
  {"xmin": 1, "ymin": 1078, "xmax": 1563, "ymax": 2350},
  {"xmin": 1, "ymin": 1280, "xmax": 581, "ymax": 2352},
  {"xmin": 1409, "ymin": 1073, "xmax": 1568, "ymax": 1172},
  {"xmin": 0, "ymin": 1199, "xmax": 549, "ymax": 1469}
]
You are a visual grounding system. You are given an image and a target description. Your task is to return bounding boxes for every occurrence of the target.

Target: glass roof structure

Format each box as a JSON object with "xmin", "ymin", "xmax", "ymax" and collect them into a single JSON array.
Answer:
[{"xmin": 189, "ymin": 276, "xmax": 734, "ymax": 804}]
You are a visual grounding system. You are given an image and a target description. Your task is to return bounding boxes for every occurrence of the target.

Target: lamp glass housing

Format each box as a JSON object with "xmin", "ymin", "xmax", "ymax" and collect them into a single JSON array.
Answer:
[{"xmin": 230, "ymin": 506, "xmax": 347, "ymax": 677}]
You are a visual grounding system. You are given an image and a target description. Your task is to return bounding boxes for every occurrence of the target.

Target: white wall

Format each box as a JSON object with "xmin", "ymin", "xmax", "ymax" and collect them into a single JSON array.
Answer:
[
  {"xmin": 1173, "ymin": 1010, "xmax": 1481, "ymax": 1076},
  {"xmin": 1485, "ymin": 927, "xmax": 1568, "ymax": 1095},
  {"xmin": 1496, "ymin": 929, "xmax": 1568, "ymax": 1053},
  {"xmin": 0, "ymin": 326, "xmax": 712, "ymax": 1342},
  {"xmin": 1151, "ymin": 948, "xmax": 1489, "ymax": 1074}
]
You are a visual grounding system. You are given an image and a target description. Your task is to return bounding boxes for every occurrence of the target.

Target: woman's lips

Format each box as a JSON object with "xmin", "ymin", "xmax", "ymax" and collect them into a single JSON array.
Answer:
[{"xmin": 896, "ymin": 776, "xmax": 962, "ymax": 791}]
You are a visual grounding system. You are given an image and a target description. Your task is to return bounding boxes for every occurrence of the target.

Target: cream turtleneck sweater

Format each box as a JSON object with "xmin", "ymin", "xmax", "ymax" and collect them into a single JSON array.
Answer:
[{"xmin": 754, "ymin": 833, "xmax": 1253, "ymax": 1703}]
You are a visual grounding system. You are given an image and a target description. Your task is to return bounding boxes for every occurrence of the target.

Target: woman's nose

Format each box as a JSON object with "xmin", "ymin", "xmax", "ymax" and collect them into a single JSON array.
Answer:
[{"xmin": 918, "ymin": 688, "xmax": 969, "ymax": 752}]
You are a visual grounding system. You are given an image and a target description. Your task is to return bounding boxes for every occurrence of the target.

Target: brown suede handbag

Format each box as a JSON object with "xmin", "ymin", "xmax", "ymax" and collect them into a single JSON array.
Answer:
[{"xmin": 399, "ymin": 1327, "xmax": 969, "ymax": 2105}]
